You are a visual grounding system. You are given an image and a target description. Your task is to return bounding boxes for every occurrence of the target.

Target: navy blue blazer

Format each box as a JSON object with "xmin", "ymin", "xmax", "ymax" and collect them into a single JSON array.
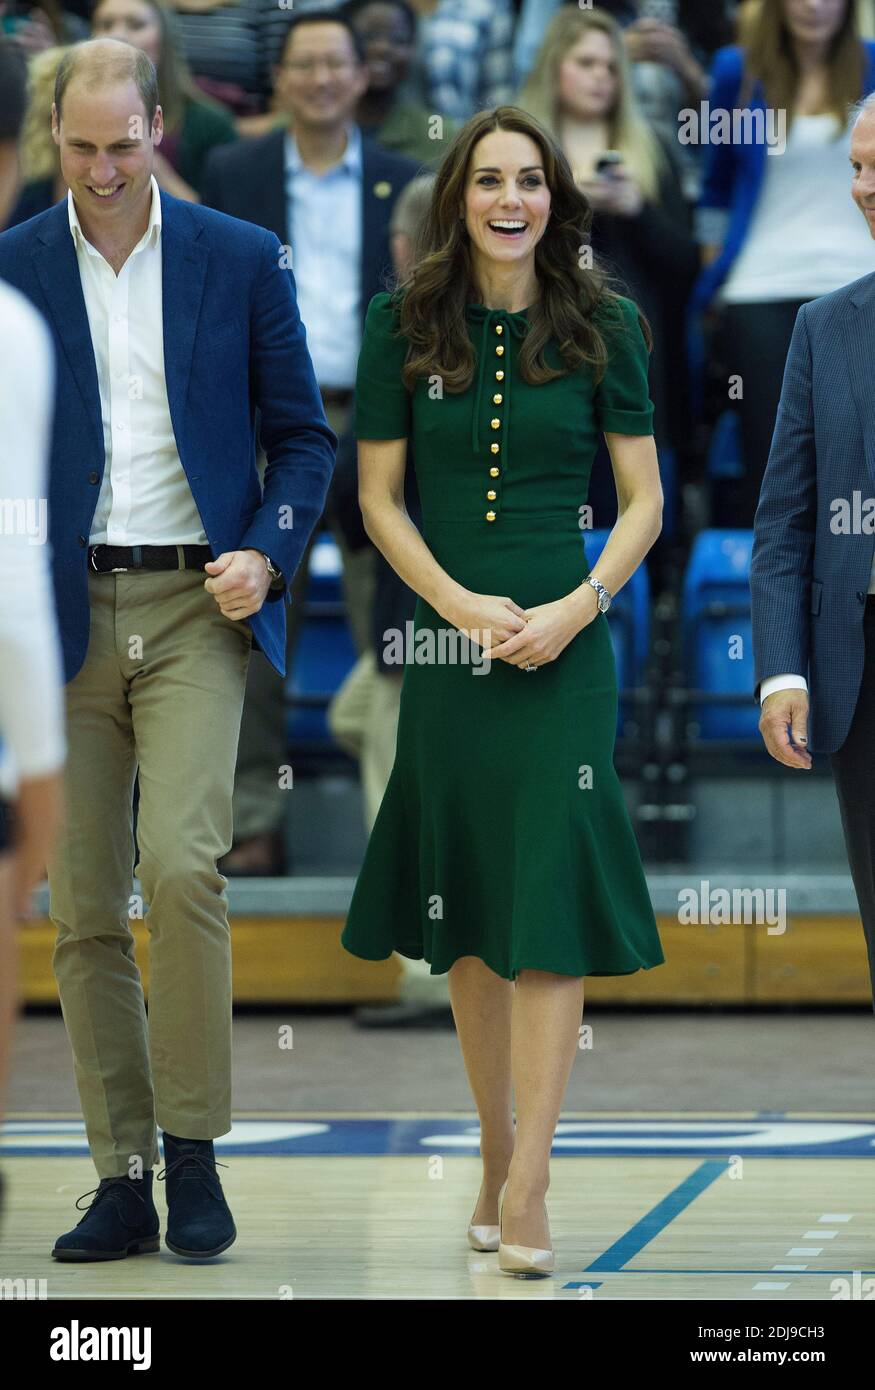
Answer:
[
  {"xmin": 198, "ymin": 126, "xmax": 421, "ymax": 332},
  {"xmin": 750, "ymin": 271, "xmax": 875, "ymax": 754},
  {"xmin": 0, "ymin": 190, "xmax": 337, "ymax": 683}
]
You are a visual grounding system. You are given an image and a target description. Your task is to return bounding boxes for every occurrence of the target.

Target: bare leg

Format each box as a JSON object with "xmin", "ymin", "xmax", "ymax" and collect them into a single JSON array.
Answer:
[
  {"xmin": 502, "ymin": 968, "xmax": 585, "ymax": 1249},
  {"xmin": 447, "ymin": 955, "xmax": 514, "ymax": 1224}
]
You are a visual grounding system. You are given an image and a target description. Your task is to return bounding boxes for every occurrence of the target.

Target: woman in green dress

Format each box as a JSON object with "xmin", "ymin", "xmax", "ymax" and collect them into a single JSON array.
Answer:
[{"xmin": 341, "ymin": 105, "xmax": 665, "ymax": 1277}]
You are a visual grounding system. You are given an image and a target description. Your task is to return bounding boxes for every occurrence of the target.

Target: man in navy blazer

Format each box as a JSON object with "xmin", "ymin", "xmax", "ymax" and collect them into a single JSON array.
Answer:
[
  {"xmin": 0, "ymin": 38, "xmax": 336, "ymax": 1260},
  {"xmin": 751, "ymin": 95, "xmax": 875, "ymax": 1006},
  {"xmin": 200, "ymin": 7, "xmax": 420, "ymax": 874},
  {"xmin": 199, "ymin": 12, "xmax": 421, "ymax": 358}
]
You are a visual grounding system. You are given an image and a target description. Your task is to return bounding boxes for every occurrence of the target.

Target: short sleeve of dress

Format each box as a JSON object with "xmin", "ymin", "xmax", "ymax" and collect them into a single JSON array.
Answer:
[
  {"xmin": 592, "ymin": 295, "xmax": 655, "ymax": 436},
  {"xmin": 354, "ymin": 291, "xmax": 412, "ymax": 440}
]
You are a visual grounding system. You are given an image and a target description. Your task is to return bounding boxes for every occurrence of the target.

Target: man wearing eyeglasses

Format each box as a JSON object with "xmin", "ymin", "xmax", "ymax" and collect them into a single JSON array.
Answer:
[{"xmin": 201, "ymin": 8, "xmax": 420, "ymax": 874}]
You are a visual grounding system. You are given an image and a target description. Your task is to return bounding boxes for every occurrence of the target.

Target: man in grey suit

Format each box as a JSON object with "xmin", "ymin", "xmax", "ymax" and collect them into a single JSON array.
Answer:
[{"xmin": 751, "ymin": 93, "xmax": 875, "ymax": 1003}]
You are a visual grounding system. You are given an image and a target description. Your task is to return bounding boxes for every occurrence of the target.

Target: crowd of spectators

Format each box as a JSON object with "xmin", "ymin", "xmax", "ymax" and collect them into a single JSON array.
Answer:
[{"xmin": 4, "ymin": 0, "xmax": 875, "ymax": 873}]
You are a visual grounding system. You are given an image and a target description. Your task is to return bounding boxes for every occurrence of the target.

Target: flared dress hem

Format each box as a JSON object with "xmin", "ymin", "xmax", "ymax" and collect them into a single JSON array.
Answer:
[{"xmin": 340, "ymin": 937, "xmax": 665, "ymax": 983}]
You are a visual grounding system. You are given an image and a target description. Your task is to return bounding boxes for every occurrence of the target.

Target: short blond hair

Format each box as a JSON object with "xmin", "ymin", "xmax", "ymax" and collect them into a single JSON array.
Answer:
[{"xmin": 54, "ymin": 37, "xmax": 158, "ymax": 126}]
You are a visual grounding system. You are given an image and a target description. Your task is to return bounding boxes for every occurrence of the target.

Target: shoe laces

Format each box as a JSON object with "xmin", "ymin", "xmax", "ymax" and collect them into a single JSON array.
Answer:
[
  {"xmin": 74, "ymin": 1177, "xmax": 149, "ymax": 1223},
  {"xmin": 156, "ymin": 1151, "xmax": 228, "ymax": 1190}
]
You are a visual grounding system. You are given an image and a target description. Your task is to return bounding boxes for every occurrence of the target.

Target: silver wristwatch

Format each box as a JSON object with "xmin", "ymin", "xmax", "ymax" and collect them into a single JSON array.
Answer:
[
  {"xmin": 262, "ymin": 553, "xmax": 284, "ymax": 589},
  {"xmin": 585, "ymin": 574, "xmax": 612, "ymax": 613}
]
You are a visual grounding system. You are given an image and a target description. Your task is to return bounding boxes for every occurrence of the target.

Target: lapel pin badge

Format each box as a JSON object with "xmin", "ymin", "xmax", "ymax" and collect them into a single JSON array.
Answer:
[{"xmin": 373, "ymin": 180, "xmax": 392, "ymax": 199}]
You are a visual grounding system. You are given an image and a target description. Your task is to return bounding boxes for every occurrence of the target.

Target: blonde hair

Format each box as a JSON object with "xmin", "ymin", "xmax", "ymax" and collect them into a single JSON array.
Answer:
[
  {"xmin": 517, "ymin": 5, "xmax": 668, "ymax": 202},
  {"xmin": 739, "ymin": 0, "xmax": 865, "ymax": 131},
  {"xmin": 20, "ymin": 45, "xmax": 70, "ymax": 182}
]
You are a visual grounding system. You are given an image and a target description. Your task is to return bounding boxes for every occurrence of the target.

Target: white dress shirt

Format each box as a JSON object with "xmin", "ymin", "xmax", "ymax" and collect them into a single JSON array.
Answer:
[
  {"xmin": 69, "ymin": 175, "xmax": 208, "ymax": 547},
  {"xmin": 759, "ymin": 671, "xmax": 809, "ymax": 703},
  {"xmin": 0, "ymin": 279, "xmax": 66, "ymax": 795}
]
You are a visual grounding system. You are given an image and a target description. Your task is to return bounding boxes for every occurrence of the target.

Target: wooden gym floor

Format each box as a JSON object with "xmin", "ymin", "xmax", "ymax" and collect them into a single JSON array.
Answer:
[{"xmin": 2, "ymin": 1111, "xmax": 874, "ymax": 1300}]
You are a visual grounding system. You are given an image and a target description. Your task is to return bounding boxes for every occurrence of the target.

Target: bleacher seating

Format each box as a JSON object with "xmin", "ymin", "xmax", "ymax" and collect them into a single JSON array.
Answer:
[
  {"xmin": 286, "ymin": 533, "xmax": 358, "ymax": 755},
  {"xmin": 681, "ymin": 529, "xmax": 759, "ymax": 741},
  {"xmin": 583, "ymin": 527, "xmax": 652, "ymax": 737}
]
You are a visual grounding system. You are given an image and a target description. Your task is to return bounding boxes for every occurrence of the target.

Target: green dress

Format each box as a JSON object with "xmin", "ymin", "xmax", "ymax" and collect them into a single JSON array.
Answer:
[{"xmin": 340, "ymin": 290, "xmax": 665, "ymax": 981}]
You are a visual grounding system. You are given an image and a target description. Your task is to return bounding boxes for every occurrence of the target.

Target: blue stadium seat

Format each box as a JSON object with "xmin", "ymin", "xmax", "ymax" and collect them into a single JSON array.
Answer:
[
  {"xmin": 656, "ymin": 442, "xmax": 678, "ymax": 540},
  {"xmin": 305, "ymin": 530, "xmax": 345, "ymax": 604},
  {"xmin": 681, "ymin": 529, "xmax": 759, "ymax": 740},
  {"xmin": 706, "ymin": 409, "xmax": 744, "ymax": 479},
  {"xmin": 582, "ymin": 528, "xmax": 651, "ymax": 735},
  {"xmin": 286, "ymin": 535, "xmax": 357, "ymax": 751}
]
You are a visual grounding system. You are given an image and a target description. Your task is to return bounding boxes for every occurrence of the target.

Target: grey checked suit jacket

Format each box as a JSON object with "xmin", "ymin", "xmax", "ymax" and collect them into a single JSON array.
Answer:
[{"xmin": 750, "ymin": 270, "xmax": 875, "ymax": 755}]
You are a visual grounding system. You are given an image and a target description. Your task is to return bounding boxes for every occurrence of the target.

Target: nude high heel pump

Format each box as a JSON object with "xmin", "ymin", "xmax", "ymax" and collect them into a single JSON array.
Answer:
[
  {"xmin": 467, "ymin": 1188, "xmax": 500, "ymax": 1251},
  {"xmin": 497, "ymin": 1180, "xmax": 554, "ymax": 1277}
]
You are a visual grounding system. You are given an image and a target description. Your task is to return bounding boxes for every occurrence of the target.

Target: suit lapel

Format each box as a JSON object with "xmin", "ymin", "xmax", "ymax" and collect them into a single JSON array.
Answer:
[
  {"xmin": 842, "ymin": 274, "xmax": 875, "ymax": 490},
  {"xmin": 360, "ymin": 138, "xmax": 393, "ymax": 323},
  {"xmin": 32, "ymin": 201, "xmax": 104, "ymax": 462},
  {"xmin": 160, "ymin": 192, "xmax": 209, "ymax": 458},
  {"xmin": 360, "ymin": 140, "xmax": 378, "ymax": 315},
  {"xmin": 261, "ymin": 130, "xmax": 288, "ymax": 246}
]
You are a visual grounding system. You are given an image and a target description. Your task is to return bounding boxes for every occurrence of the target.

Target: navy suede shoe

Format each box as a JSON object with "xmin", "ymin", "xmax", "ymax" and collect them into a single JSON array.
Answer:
[
  {"xmin": 52, "ymin": 1173, "xmax": 160, "ymax": 1261},
  {"xmin": 159, "ymin": 1132, "xmax": 236, "ymax": 1259}
]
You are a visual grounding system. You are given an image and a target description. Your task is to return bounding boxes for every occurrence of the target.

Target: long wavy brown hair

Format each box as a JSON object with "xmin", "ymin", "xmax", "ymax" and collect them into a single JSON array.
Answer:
[
  {"xmin": 739, "ymin": 0, "xmax": 865, "ymax": 130},
  {"xmin": 391, "ymin": 105, "xmax": 651, "ymax": 394}
]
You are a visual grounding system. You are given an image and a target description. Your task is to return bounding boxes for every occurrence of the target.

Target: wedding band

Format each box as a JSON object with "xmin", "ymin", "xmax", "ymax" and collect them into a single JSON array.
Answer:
[{"xmin": 523, "ymin": 662, "xmax": 538, "ymax": 672}]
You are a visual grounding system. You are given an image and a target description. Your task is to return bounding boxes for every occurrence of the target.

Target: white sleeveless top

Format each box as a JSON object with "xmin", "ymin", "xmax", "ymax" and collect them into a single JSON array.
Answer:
[{"xmin": 719, "ymin": 112, "xmax": 875, "ymax": 303}]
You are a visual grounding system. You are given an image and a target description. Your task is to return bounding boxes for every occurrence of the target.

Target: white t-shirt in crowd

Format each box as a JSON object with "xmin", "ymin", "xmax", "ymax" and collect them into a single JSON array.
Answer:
[{"xmin": 719, "ymin": 112, "xmax": 875, "ymax": 304}]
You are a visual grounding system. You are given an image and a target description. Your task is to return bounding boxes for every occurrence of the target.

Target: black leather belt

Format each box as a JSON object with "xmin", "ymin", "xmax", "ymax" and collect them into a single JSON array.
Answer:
[{"xmin": 89, "ymin": 543, "xmax": 214, "ymax": 574}]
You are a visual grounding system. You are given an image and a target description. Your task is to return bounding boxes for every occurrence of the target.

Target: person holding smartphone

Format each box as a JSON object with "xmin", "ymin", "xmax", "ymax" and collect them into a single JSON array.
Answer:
[{"xmin": 518, "ymin": 3, "xmax": 697, "ymax": 566}]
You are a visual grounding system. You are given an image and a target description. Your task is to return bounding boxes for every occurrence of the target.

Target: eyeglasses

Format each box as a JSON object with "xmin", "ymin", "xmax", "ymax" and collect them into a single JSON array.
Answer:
[{"xmin": 281, "ymin": 57, "xmax": 358, "ymax": 76}]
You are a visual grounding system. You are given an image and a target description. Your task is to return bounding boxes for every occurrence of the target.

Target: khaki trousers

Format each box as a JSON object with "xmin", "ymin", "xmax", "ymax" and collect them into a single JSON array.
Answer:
[
  {"xmin": 231, "ymin": 525, "xmax": 375, "ymax": 839},
  {"xmin": 232, "ymin": 397, "xmax": 375, "ymax": 841},
  {"xmin": 328, "ymin": 651, "xmax": 451, "ymax": 1007},
  {"xmin": 47, "ymin": 566, "xmax": 252, "ymax": 1179},
  {"xmin": 326, "ymin": 651, "xmax": 403, "ymax": 833}
]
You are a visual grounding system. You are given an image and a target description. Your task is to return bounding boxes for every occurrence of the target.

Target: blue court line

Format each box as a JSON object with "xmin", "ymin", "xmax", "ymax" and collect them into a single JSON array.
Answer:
[
  {"xmin": 584, "ymin": 1159, "xmax": 726, "ymax": 1273},
  {"xmin": 572, "ymin": 1269, "xmax": 875, "ymax": 1276}
]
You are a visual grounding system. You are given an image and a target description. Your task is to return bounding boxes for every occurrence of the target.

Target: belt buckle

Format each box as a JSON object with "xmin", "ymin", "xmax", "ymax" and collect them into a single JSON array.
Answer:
[{"xmin": 90, "ymin": 545, "xmax": 128, "ymax": 574}]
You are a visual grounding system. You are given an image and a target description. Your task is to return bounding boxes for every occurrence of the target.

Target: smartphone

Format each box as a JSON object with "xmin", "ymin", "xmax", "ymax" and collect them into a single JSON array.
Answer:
[{"xmin": 594, "ymin": 151, "xmax": 624, "ymax": 178}]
